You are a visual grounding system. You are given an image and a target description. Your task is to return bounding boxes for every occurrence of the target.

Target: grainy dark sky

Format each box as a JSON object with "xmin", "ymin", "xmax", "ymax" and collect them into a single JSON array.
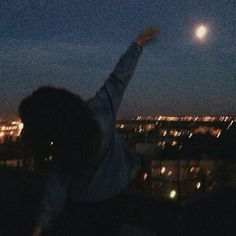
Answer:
[{"xmin": 0, "ymin": 0, "xmax": 235, "ymax": 119}]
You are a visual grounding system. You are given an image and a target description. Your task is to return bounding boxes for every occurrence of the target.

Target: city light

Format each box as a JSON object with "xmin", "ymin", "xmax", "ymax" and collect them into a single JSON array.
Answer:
[
  {"xmin": 172, "ymin": 131, "xmax": 181, "ymax": 137},
  {"xmin": 1, "ymin": 115, "xmax": 234, "ymax": 202},
  {"xmin": 143, "ymin": 172, "xmax": 148, "ymax": 180},
  {"xmin": 172, "ymin": 141, "xmax": 177, "ymax": 146},
  {"xmin": 129, "ymin": 115, "xmax": 236, "ymax": 122},
  {"xmin": 207, "ymin": 170, "xmax": 211, "ymax": 175},
  {"xmin": 196, "ymin": 182, "xmax": 201, "ymax": 189},
  {"xmin": 0, "ymin": 120, "xmax": 25, "ymax": 142},
  {"xmin": 227, "ymin": 121, "xmax": 233, "ymax": 130},
  {"xmin": 19, "ymin": 123, "xmax": 24, "ymax": 130},
  {"xmin": 161, "ymin": 167, "xmax": 166, "ymax": 174},
  {"xmin": 169, "ymin": 190, "xmax": 177, "ymax": 199}
]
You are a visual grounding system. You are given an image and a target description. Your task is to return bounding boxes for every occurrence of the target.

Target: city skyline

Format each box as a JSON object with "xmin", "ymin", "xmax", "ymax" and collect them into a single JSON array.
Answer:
[
  {"xmin": 1, "ymin": 0, "xmax": 235, "ymax": 119},
  {"xmin": 1, "ymin": 115, "xmax": 236, "ymax": 123}
]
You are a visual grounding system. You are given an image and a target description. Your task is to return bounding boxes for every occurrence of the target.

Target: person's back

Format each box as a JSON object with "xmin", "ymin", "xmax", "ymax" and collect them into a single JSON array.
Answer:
[{"xmin": 19, "ymin": 27, "xmax": 159, "ymax": 236}]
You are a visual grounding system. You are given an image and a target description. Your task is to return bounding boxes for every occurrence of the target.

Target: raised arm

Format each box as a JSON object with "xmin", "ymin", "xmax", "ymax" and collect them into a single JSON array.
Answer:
[{"xmin": 87, "ymin": 27, "xmax": 159, "ymax": 120}]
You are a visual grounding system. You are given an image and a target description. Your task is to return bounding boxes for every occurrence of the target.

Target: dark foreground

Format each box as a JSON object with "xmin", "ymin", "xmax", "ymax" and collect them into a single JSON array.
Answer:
[{"xmin": 1, "ymin": 167, "xmax": 236, "ymax": 236}]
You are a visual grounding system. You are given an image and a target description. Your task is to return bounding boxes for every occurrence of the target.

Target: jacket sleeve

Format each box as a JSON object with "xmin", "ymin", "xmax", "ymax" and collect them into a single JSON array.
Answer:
[
  {"xmin": 36, "ymin": 170, "xmax": 68, "ymax": 228},
  {"xmin": 87, "ymin": 42, "xmax": 143, "ymax": 120}
]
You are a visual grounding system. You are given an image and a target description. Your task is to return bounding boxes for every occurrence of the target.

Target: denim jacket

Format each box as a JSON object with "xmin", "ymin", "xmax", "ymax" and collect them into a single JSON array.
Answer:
[{"xmin": 37, "ymin": 42, "xmax": 143, "ymax": 228}]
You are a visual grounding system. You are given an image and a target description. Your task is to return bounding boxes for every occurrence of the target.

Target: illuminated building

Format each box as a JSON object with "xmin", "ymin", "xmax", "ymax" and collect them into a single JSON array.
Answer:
[{"xmin": 0, "ymin": 120, "xmax": 24, "ymax": 143}]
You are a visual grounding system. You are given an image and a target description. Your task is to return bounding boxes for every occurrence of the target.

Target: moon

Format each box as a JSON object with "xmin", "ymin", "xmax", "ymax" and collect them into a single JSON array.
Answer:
[{"xmin": 195, "ymin": 25, "xmax": 208, "ymax": 40}]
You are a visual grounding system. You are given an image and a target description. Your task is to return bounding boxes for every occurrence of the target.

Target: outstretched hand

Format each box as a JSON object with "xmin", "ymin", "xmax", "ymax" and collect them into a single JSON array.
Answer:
[{"xmin": 135, "ymin": 26, "xmax": 159, "ymax": 46}]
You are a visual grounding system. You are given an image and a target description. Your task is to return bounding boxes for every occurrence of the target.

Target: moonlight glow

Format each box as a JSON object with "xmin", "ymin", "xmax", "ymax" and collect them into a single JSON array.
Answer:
[{"xmin": 195, "ymin": 25, "xmax": 208, "ymax": 40}]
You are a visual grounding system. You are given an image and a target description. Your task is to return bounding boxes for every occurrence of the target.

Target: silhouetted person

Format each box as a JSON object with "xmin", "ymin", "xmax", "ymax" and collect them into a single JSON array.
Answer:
[{"xmin": 19, "ymin": 27, "xmax": 159, "ymax": 236}]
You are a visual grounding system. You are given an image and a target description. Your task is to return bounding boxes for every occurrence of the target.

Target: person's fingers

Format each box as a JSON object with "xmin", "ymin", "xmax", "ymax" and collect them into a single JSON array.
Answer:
[
  {"xmin": 145, "ymin": 27, "xmax": 159, "ymax": 38},
  {"xmin": 135, "ymin": 26, "xmax": 159, "ymax": 46},
  {"xmin": 140, "ymin": 27, "xmax": 159, "ymax": 40},
  {"xmin": 146, "ymin": 26, "xmax": 159, "ymax": 35}
]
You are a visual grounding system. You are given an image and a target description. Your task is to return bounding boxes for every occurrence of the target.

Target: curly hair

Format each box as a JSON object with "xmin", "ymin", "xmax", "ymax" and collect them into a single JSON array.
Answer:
[{"xmin": 19, "ymin": 86, "xmax": 101, "ymax": 177}]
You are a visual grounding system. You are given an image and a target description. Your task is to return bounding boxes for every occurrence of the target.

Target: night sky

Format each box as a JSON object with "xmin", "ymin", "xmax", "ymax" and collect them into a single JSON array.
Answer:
[{"xmin": 1, "ymin": 0, "xmax": 235, "ymax": 119}]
